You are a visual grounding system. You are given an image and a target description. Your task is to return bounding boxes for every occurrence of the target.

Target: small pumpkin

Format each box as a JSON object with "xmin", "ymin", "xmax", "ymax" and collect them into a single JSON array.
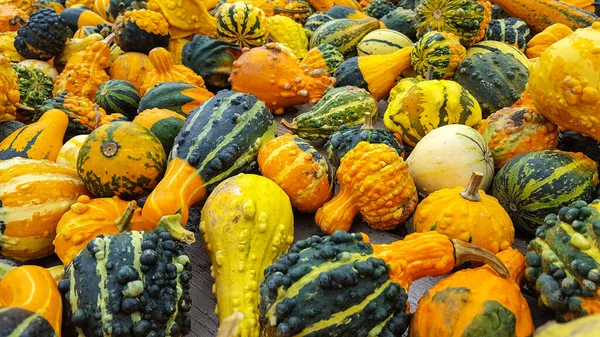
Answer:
[
  {"xmin": 414, "ymin": 171, "xmax": 514, "ymax": 253},
  {"xmin": 525, "ymin": 23, "xmax": 573, "ymax": 59},
  {"xmin": 56, "ymin": 135, "xmax": 88, "ymax": 170},
  {"xmin": 113, "ymin": 8, "xmax": 171, "ymax": 54},
  {"xmin": 133, "ymin": 108, "xmax": 186, "ymax": 153},
  {"xmin": 216, "ymin": 2, "xmax": 270, "ymax": 48},
  {"xmin": 140, "ymin": 47, "xmax": 205, "ymax": 95},
  {"xmin": 410, "ymin": 31, "xmax": 466, "ymax": 79},
  {"xmin": 258, "ymin": 134, "xmax": 334, "ymax": 213},
  {"xmin": 315, "ymin": 142, "xmax": 418, "ymax": 234},
  {"xmin": 109, "ymin": 52, "xmax": 154, "ymax": 91},
  {"xmin": 77, "ymin": 121, "xmax": 167, "ymax": 200},
  {"xmin": 94, "ymin": 79, "xmax": 141, "ymax": 119}
]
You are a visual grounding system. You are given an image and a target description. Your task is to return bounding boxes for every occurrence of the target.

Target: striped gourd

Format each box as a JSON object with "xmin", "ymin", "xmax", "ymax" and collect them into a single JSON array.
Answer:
[
  {"xmin": 300, "ymin": 44, "xmax": 345, "ymax": 75},
  {"xmin": 94, "ymin": 79, "xmax": 141, "ymax": 120},
  {"xmin": 484, "ymin": 18, "xmax": 531, "ymax": 51},
  {"xmin": 138, "ymin": 82, "xmax": 214, "ymax": 117},
  {"xmin": 492, "ymin": 150, "xmax": 600, "ymax": 235},
  {"xmin": 310, "ymin": 18, "xmax": 381, "ymax": 58},
  {"xmin": 410, "ymin": 31, "xmax": 466, "ymax": 79},
  {"xmin": 141, "ymin": 90, "xmax": 277, "ymax": 226},
  {"xmin": 0, "ymin": 158, "xmax": 88, "ymax": 261},
  {"xmin": 216, "ymin": 2, "xmax": 269, "ymax": 48},
  {"xmin": 357, "ymin": 29, "xmax": 412, "ymax": 56},
  {"xmin": 56, "ymin": 135, "xmax": 89, "ymax": 170},
  {"xmin": 385, "ymin": 79, "xmax": 482, "ymax": 147},
  {"xmin": 58, "ymin": 228, "xmax": 193, "ymax": 337},
  {"xmin": 381, "ymin": 8, "xmax": 418, "ymax": 40},
  {"xmin": 133, "ymin": 108, "xmax": 186, "ymax": 154},
  {"xmin": 304, "ymin": 12, "xmax": 334, "ymax": 39},
  {"xmin": 465, "ymin": 40, "xmax": 529, "ymax": 67}
]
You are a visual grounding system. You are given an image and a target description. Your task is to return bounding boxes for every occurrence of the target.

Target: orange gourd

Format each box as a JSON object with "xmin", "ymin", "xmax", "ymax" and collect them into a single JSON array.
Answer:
[
  {"xmin": 0, "ymin": 4, "xmax": 28, "ymax": 32},
  {"xmin": 413, "ymin": 172, "xmax": 514, "ymax": 253},
  {"xmin": 0, "ymin": 55, "xmax": 20, "ymax": 123},
  {"xmin": 140, "ymin": 47, "xmax": 205, "ymax": 95},
  {"xmin": 315, "ymin": 142, "xmax": 418, "ymax": 234},
  {"xmin": 109, "ymin": 52, "xmax": 154, "ymax": 91},
  {"xmin": 525, "ymin": 23, "xmax": 573, "ymax": 59}
]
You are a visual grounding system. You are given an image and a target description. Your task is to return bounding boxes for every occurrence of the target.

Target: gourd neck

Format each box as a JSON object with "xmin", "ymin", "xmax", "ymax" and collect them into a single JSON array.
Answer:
[
  {"xmin": 361, "ymin": 112, "xmax": 375, "ymax": 130},
  {"xmin": 114, "ymin": 202, "xmax": 136, "ymax": 232},
  {"xmin": 149, "ymin": 48, "xmax": 173, "ymax": 74},
  {"xmin": 460, "ymin": 172, "xmax": 483, "ymax": 202},
  {"xmin": 157, "ymin": 214, "xmax": 196, "ymax": 244},
  {"xmin": 281, "ymin": 119, "xmax": 297, "ymax": 132}
]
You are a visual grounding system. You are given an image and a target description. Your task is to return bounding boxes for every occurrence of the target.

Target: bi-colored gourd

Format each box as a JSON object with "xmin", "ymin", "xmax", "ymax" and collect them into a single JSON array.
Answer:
[
  {"xmin": 525, "ymin": 23, "xmax": 573, "ymax": 59},
  {"xmin": 414, "ymin": 172, "xmax": 514, "ymax": 253},
  {"xmin": 109, "ymin": 52, "xmax": 154, "ymax": 91},
  {"xmin": 466, "ymin": 40, "xmax": 530, "ymax": 67},
  {"xmin": 267, "ymin": 15, "xmax": 309, "ymax": 59},
  {"xmin": 17, "ymin": 59, "xmax": 58, "ymax": 80},
  {"xmin": 411, "ymin": 248, "xmax": 534, "ymax": 337},
  {"xmin": 410, "ymin": 31, "xmax": 466, "ymax": 79},
  {"xmin": 56, "ymin": 135, "xmax": 89, "ymax": 170},
  {"xmin": 0, "ymin": 4, "xmax": 28, "ymax": 32},
  {"xmin": 260, "ymin": 230, "xmax": 510, "ymax": 336},
  {"xmin": 14, "ymin": 8, "xmax": 70, "ymax": 61},
  {"xmin": 309, "ymin": 17, "xmax": 381, "ymax": 58},
  {"xmin": 140, "ymin": 47, "xmax": 205, "ymax": 95},
  {"xmin": 0, "ymin": 265, "xmax": 62, "ymax": 337},
  {"xmin": 357, "ymin": 29, "xmax": 412, "ymax": 56},
  {"xmin": 59, "ymin": 7, "xmax": 109, "ymax": 32},
  {"xmin": 199, "ymin": 174, "xmax": 294, "ymax": 337},
  {"xmin": 133, "ymin": 108, "xmax": 186, "ymax": 153},
  {"xmin": 258, "ymin": 134, "xmax": 334, "ymax": 212},
  {"xmin": 381, "ymin": 8, "xmax": 418, "ymax": 40},
  {"xmin": 113, "ymin": 9, "xmax": 170, "ymax": 54},
  {"xmin": 11, "ymin": 64, "xmax": 54, "ymax": 109},
  {"xmin": 484, "ymin": 17, "xmax": 531, "ymax": 51},
  {"xmin": 94, "ymin": 79, "xmax": 141, "ymax": 119},
  {"xmin": 316, "ymin": 142, "xmax": 418, "ymax": 234},
  {"xmin": 0, "ymin": 56, "xmax": 20, "ymax": 123},
  {"xmin": 0, "ymin": 157, "xmax": 88, "ymax": 261},
  {"xmin": 299, "ymin": 44, "xmax": 344, "ymax": 75},
  {"xmin": 216, "ymin": 2, "xmax": 270, "ymax": 48},
  {"xmin": 138, "ymin": 82, "xmax": 213, "ymax": 117}
]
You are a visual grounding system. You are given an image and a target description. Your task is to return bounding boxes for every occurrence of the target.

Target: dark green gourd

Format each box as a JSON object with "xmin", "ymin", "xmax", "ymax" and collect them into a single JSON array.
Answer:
[
  {"xmin": 94, "ymin": 80, "xmax": 141, "ymax": 120},
  {"xmin": 0, "ymin": 121, "xmax": 26, "ymax": 142},
  {"xmin": 484, "ymin": 18, "xmax": 531, "ymax": 51},
  {"xmin": 381, "ymin": 8, "xmax": 418, "ymax": 40},
  {"xmin": 14, "ymin": 8, "xmax": 70, "ymax": 61}
]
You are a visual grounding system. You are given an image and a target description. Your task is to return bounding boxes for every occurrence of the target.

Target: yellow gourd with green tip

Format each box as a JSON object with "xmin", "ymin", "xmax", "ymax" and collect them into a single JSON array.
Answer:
[{"xmin": 267, "ymin": 15, "xmax": 308, "ymax": 59}]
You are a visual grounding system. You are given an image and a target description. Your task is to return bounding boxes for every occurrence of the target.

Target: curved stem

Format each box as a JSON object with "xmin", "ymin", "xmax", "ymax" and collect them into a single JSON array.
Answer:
[
  {"xmin": 452, "ymin": 239, "xmax": 509, "ymax": 278},
  {"xmin": 157, "ymin": 214, "xmax": 196, "ymax": 244},
  {"xmin": 460, "ymin": 172, "xmax": 483, "ymax": 202},
  {"xmin": 273, "ymin": 7, "xmax": 311, "ymax": 14},
  {"xmin": 281, "ymin": 119, "xmax": 298, "ymax": 132},
  {"xmin": 114, "ymin": 202, "xmax": 136, "ymax": 232},
  {"xmin": 8, "ymin": 16, "xmax": 27, "ymax": 27},
  {"xmin": 361, "ymin": 112, "xmax": 374, "ymax": 130}
]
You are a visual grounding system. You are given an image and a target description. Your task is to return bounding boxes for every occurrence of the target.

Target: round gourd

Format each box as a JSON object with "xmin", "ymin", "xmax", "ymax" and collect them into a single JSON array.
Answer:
[
  {"xmin": 113, "ymin": 9, "xmax": 170, "ymax": 54},
  {"xmin": 56, "ymin": 135, "xmax": 89, "ymax": 170},
  {"xmin": 414, "ymin": 172, "xmax": 514, "ymax": 253},
  {"xmin": 527, "ymin": 23, "xmax": 600, "ymax": 141},
  {"xmin": 535, "ymin": 316, "xmax": 600, "ymax": 337},
  {"xmin": 258, "ymin": 134, "xmax": 334, "ymax": 213},
  {"xmin": 267, "ymin": 15, "xmax": 309, "ymax": 59},
  {"xmin": 133, "ymin": 108, "xmax": 186, "ymax": 153},
  {"xmin": 14, "ymin": 8, "xmax": 70, "ymax": 61},
  {"xmin": 478, "ymin": 106, "xmax": 559, "ymax": 168},
  {"xmin": 11, "ymin": 64, "xmax": 54, "ymax": 109},
  {"xmin": 17, "ymin": 59, "xmax": 58, "ymax": 80},
  {"xmin": 357, "ymin": 29, "xmax": 412, "ymax": 56},
  {"xmin": 465, "ymin": 40, "xmax": 529, "ymax": 67},
  {"xmin": 216, "ymin": 2, "xmax": 269, "ymax": 48},
  {"xmin": 410, "ymin": 31, "xmax": 466, "ymax": 79},
  {"xmin": 77, "ymin": 121, "xmax": 167, "ymax": 200},
  {"xmin": 109, "ymin": 52, "xmax": 154, "ymax": 91},
  {"xmin": 484, "ymin": 17, "xmax": 531, "ymax": 51},
  {"xmin": 381, "ymin": 8, "xmax": 417, "ymax": 40},
  {"xmin": 94, "ymin": 79, "xmax": 141, "ymax": 119},
  {"xmin": 492, "ymin": 150, "xmax": 600, "ymax": 235},
  {"xmin": 384, "ymin": 79, "xmax": 482, "ymax": 147},
  {"xmin": 299, "ymin": 44, "xmax": 344, "ymax": 75},
  {"xmin": 406, "ymin": 124, "xmax": 494, "ymax": 197}
]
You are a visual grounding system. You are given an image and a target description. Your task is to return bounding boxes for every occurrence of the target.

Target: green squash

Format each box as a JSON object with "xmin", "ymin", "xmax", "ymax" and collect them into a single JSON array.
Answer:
[
  {"xmin": 11, "ymin": 64, "xmax": 54, "ymax": 108},
  {"xmin": 94, "ymin": 80, "xmax": 141, "ymax": 120},
  {"xmin": 137, "ymin": 82, "xmax": 214, "ymax": 117},
  {"xmin": 364, "ymin": 0, "xmax": 398, "ymax": 19},
  {"xmin": 281, "ymin": 86, "xmax": 378, "ymax": 140},
  {"xmin": 484, "ymin": 18, "xmax": 531, "ymax": 51},
  {"xmin": 310, "ymin": 18, "xmax": 381, "ymax": 58},
  {"xmin": 492, "ymin": 150, "xmax": 600, "ymax": 235},
  {"xmin": 465, "ymin": 40, "xmax": 529, "ymax": 67},
  {"xmin": 14, "ymin": 8, "xmax": 70, "ymax": 61},
  {"xmin": 304, "ymin": 13, "xmax": 334, "ymax": 39},
  {"xmin": 381, "ymin": 8, "xmax": 418, "ymax": 41}
]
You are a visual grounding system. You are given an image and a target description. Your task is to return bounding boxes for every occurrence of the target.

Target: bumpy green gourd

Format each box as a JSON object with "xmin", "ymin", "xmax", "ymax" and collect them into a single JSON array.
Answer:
[
  {"xmin": 381, "ymin": 8, "xmax": 418, "ymax": 40},
  {"xmin": 364, "ymin": 0, "xmax": 397, "ymax": 19},
  {"xmin": 11, "ymin": 64, "xmax": 54, "ymax": 108},
  {"xmin": 14, "ymin": 8, "xmax": 70, "ymax": 61},
  {"xmin": 484, "ymin": 18, "xmax": 531, "ymax": 51}
]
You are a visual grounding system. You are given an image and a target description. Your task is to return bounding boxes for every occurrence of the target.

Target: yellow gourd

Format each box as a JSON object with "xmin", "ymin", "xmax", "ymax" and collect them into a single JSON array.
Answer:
[
  {"xmin": 267, "ymin": 15, "xmax": 308, "ymax": 59},
  {"xmin": 146, "ymin": 0, "xmax": 217, "ymax": 39},
  {"xmin": 140, "ymin": 47, "xmax": 205, "ymax": 95},
  {"xmin": 0, "ymin": 55, "xmax": 20, "ymax": 122}
]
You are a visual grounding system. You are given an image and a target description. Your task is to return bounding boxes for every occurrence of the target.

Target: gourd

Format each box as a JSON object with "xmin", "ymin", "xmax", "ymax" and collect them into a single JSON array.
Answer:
[
  {"xmin": 53, "ymin": 40, "xmax": 112, "ymax": 101},
  {"xmin": 484, "ymin": 17, "xmax": 531, "ymax": 51},
  {"xmin": 181, "ymin": 35, "xmax": 242, "ymax": 93},
  {"xmin": 140, "ymin": 47, "xmax": 205, "ymax": 96},
  {"xmin": 310, "ymin": 17, "xmax": 380, "ymax": 58},
  {"xmin": 260, "ymin": 230, "xmax": 510, "ymax": 336},
  {"xmin": 17, "ymin": 59, "xmax": 58, "ymax": 80},
  {"xmin": 490, "ymin": 0, "xmax": 598, "ymax": 32},
  {"xmin": 411, "ymin": 31, "xmax": 466, "ymax": 79},
  {"xmin": 558, "ymin": 131, "xmax": 600, "ymax": 168},
  {"xmin": 14, "ymin": 8, "xmax": 70, "ymax": 61},
  {"xmin": 110, "ymin": 52, "xmax": 154, "ymax": 91},
  {"xmin": 0, "ymin": 32, "xmax": 25, "ymax": 63},
  {"xmin": 54, "ymin": 33, "xmax": 104, "ymax": 70},
  {"xmin": 0, "ymin": 109, "xmax": 68, "ymax": 161},
  {"xmin": 229, "ymin": 43, "xmax": 335, "ymax": 115},
  {"xmin": 492, "ymin": 150, "xmax": 599, "ymax": 235},
  {"xmin": 525, "ymin": 23, "xmax": 573, "ymax": 59},
  {"xmin": 454, "ymin": 50, "xmax": 529, "ymax": 117},
  {"xmin": 299, "ymin": 44, "xmax": 344, "ymax": 75},
  {"xmin": 525, "ymin": 200, "xmax": 600, "ymax": 321},
  {"xmin": 415, "ymin": 0, "xmax": 492, "ymax": 46},
  {"xmin": 315, "ymin": 142, "xmax": 418, "ymax": 233},
  {"xmin": 527, "ymin": 23, "xmax": 600, "ymax": 141},
  {"xmin": 534, "ymin": 315, "xmax": 600, "ymax": 336},
  {"xmin": 282, "ymin": 86, "xmax": 378, "ymax": 140},
  {"xmin": 364, "ymin": 0, "xmax": 397, "ymax": 19},
  {"xmin": 59, "ymin": 227, "xmax": 193, "ymax": 337},
  {"xmin": 414, "ymin": 172, "xmax": 514, "ymax": 253},
  {"xmin": 216, "ymin": 2, "xmax": 270, "ymax": 48},
  {"xmin": 326, "ymin": 5, "xmax": 371, "ymax": 19},
  {"xmin": 77, "ymin": 121, "xmax": 167, "ymax": 200},
  {"xmin": 133, "ymin": 108, "xmax": 186, "ymax": 153},
  {"xmin": 384, "ymin": 79, "xmax": 482, "ymax": 147},
  {"xmin": 303, "ymin": 12, "xmax": 333, "ymax": 39},
  {"xmin": 0, "ymin": 4, "xmax": 28, "ymax": 32},
  {"xmin": 357, "ymin": 29, "xmax": 412, "ymax": 56},
  {"xmin": 478, "ymin": 106, "xmax": 559, "ymax": 168},
  {"xmin": 199, "ymin": 174, "xmax": 294, "ymax": 337},
  {"xmin": 381, "ymin": 8, "xmax": 418, "ymax": 40},
  {"xmin": 465, "ymin": 40, "xmax": 529, "ymax": 67},
  {"xmin": 72, "ymin": 23, "xmax": 112, "ymax": 38},
  {"xmin": 0, "ymin": 157, "xmax": 88, "ymax": 261},
  {"xmin": 147, "ymin": 0, "xmax": 217, "ymax": 38},
  {"xmin": 94, "ymin": 79, "xmax": 140, "ymax": 119},
  {"xmin": 334, "ymin": 46, "xmax": 413, "ymax": 101},
  {"xmin": 54, "ymin": 195, "xmax": 154, "ymax": 265},
  {"xmin": 59, "ymin": 7, "xmax": 109, "ymax": 32},
  {"xmin": 406, "ymin": 124, "xmax": 495, "ymax": 197},
  {"xmin": 56, "ymin": 134, "xmax": 89, "ymax": 170},
  {"xmin": 0, "ymin": 265, "xmax": 62, "ymax": 337},
  {"xmin": 168, "ymin": 38, "xmax": 188, "ymax": 65},
  {"xmin": 0, "ymin": 56, "xmax": 20, "ymax": 123},
  {"xmin": 113, "ymin": 9, "xmax": 171, "ymax": 54},
  {"xmin": 258, "ymin": 134, "xmax": 334, "ymax": 212},
  {"xmin": 142, "ymin": 90, "xmax": 277, "ymax": 227},
  {"xmin": 267, "ymin": 15, "xmax": 309, "ymax": 59},
  {"xmin": 0, "ymin": 121, "xmax": 25, "ymax": 142},
  {"xmin": 272, "ymin": 0, "xmax": 314, "ymax": 24},
  {"xmin": 138, "ymin": 82, "xmax": 213, "ymax": 117},
  {"xmin": 12, "ymin": 63, "xmax": 53, "ymax": 109},
  {"xmin": 411, "ymin": 248, "xmax": 534, "ymax": 337}
]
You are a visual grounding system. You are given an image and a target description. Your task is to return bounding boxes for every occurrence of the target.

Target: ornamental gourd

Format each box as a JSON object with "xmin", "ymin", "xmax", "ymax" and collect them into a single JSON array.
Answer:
[
  {"xmin": 147, "ymin": 0, "xmax": 217, "ymax": 38},
  {"xmin": 133, "ymin": 108, "xmax": 186, "ymax": 153},
  {"xmin": 410, "ymin": 31, "xmax": 466, "ymax": 79},
  {"xmin": 364, "ymin": 0, "xmax": 397, "ymax": 19},
  {"xmin": 310, "ymin": 17, "xmax": 380, "ymax": 58},
  {"xmin": 229, "ymin": 43, "xmax": 335, "ymax": 115},
  {"xmin": 94, "ymin": 79, "xmax": 141, "ymax": 119},
  {"xmin": 299, "ymin": 44, "xmax": 344, "ymax": 75},
  {"xmin": 216, "ymin": 2, "xmax": 269, "ymax": 48},
  {"xmin": 267, "ymin": 15, "xmax": 309, "ymax": 59},
  {"xmin": 525, "ymin": 23, "xmax": 573, "ymax": 59},
  {"xmin": 14, "ymin": 8, "xmax": 69, "ymax": 61},
  {"xmin": 316, "ymin": 142, "xmax": 418, "ymax": 234},
  {"xmin": 260, "ymin": 230, "xmax": 510, "ymax": 336},
  {"xmin": 534, "ymin": 315, "xmax": 600, "ymax": 336},
  {"xmin": 140, "ymin": 47, "xmax": 206, "ymax": 95},
  {"xmin": 0, "ymin": 32, "xmax": 24, "ymax": 63},
  {"xmin": 200, "ymin": 174, "xmax": 294, "ymax": 337},
  {"xmin": 258, "ymin": 134, "xmax": 334, "ymax": 212},
  {"xmin": 55, "ymin": 33, "xmax": 106, "ymax": 70},
  {"xmin": 0, "ymin": 4, "xmax": 28, "ymax": 32},
  {"xmin": 11, "ymin": 64, "xmax": 54, "ymax": 108},
  {"xmin": 414, "ymin": 172, "xmax": 514, "ymax": 253},
  {"xmin": 113, "ymin": 9, "xmax": 171, "ymax": 54},
  {"xmin": 381, "ymin": 8, "xmax": 418, "ymax": 40},
  {"xmin": 137, "ymin": 82, "xmax": 214, "ymax": 117},
  {"xmin": 59, "ymin": 7, "xmax": 109, "ymax": 32},
  {"xmin": 484, "ymin": 17, "xmax": 531, "ymax": 51},
  {"xmin": 357, "ymin": 29, "xmax": 412, "ymax": 56},
  {"xmin": 0, "ymin": 56, "xmax": 20, "ymax": 123},
  {"xmin": 527, "ymin": 23, "xmax": 600, "ymax": 141},
  {"xmin": 411, "ymin": 248, "xmax": 534, "ymax": 337},
  {"xmin": 56, "ymin": 135, "xmax": 88, "ymax": 170},
  {"xmin": 0, "ymin": 157, "xmax": 88, "ymax": 261},
  {"xmin": 465, "ymin": 40, "xmax": 529, "ymax": 67},
  {"xmin": 110, "ymin": 52, "xmax": 154, "ymax": 91}
]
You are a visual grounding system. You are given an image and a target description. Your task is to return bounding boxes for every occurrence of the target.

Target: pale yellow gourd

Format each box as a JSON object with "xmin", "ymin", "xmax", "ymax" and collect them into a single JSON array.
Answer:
[{"xmin": 267, "ymin": 15, "xmax": 308, "ymax": 59}]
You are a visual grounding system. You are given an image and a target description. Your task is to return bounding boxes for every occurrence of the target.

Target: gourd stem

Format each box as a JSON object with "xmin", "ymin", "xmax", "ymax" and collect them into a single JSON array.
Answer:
[
  {"xmin": 216, "ymin": 311, "xmax": 244, "ymax": 337},
  {"xmin": 157, "ymin": 214, "xmax": 196, "ymax": 244},
  {"xmin": 102, "ymin": 33, "xmax": 116, "ymax": 46},
  {"xmin": 47, "ymin": 265, "xmax": 65, "ymax": 284},
  {"xmin": 114, "ymin": 202, "xmax": 136, "ymax": 232},
  {"xmin": 361, "ymin": 112, "xmax": 375, "ymax": 130},
  {"xmin": 281, "ymin": 119, "xmax": 298, "ymax": 132},
  {"xmin": 273, "ymin": 7, "xmax": 311, "ymax": 14},
  {"xmin": 460, "ymin": 172, "xmax": 484, "ymax": 201},
  {"xmin": 16, "ymin": 103, "xmax": 34, "ymax": 111},
  {"xmin": 452, "ymin": 239, "xmax": 510, "ymax": 278},
  {"xmin": 8, "ymin": 16, "xmax": 27, "ymax": 26},
  {"xmin": 425, "ymin": 65, "xmax": 435, "ymax": 81}
]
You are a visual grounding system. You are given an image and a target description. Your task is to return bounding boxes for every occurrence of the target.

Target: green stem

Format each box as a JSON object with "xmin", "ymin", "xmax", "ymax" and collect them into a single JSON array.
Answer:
[
  {"xmin": 47, "ymin": 265, "xmax": 65, "ymax": 284},
  {"xmin": 0, "ymin": 263, "xmax": 16, "ymax": 279},
  {"xmin": 157, "ymin": 214, "xmax": 196, "ymax": 244},
  {"xmin": 361, "ymin": 112, "xmax": 375, "ymax": 130},
  {"xmin": 114, "ymin": 202, "xmax": 135, "ymax": 232}
]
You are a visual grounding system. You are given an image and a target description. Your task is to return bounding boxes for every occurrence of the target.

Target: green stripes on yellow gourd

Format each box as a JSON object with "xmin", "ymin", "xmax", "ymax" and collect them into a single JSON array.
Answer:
[
  {"xmin": 410, "ymin": 31, "xmax": 466, "ymax": 79},
  {"xmin": 310, "ymin": 18, "xmax": 381, "ymax": 58},
  {"xmin": 216, "ymin": 2, "xmax": 269, "ymax": 48},
  {"xmin": 357, "ymin": 29, "xmax": 412, "ymax": 56}
]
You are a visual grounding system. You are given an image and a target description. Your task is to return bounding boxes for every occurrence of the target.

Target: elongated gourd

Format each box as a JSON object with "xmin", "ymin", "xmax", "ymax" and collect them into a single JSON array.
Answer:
[{"xmin": 200, "ymin": 174, "xmax": 294, "ymax": 337}]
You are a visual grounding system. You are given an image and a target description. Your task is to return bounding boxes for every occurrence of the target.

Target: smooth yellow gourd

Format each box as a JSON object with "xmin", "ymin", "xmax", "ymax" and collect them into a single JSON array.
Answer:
[{"xmin": 199, "ymin": 174, "xmax": 294, "ymax": 337}]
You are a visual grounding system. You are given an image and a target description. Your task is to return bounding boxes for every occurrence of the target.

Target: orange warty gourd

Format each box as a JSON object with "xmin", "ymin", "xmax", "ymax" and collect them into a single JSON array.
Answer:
[
  {"xmin": 526, "ymin": 23, "xmax": 573, "ymax": 59},
  {"xmin": 410, "ymin": 248, "xmax": 534, "ymax": 337},
  {"xmin": 315, "ymin": 142, "xmax": 418, "ymax": 234},
  {"xmin": 0, "ymin": 55, "xmax": 20, "ymax": 123},
  {"xmin": 413, "ymin": 172, "xmax": 515, "ymax": 254},
  {"xmin": 229, "ymin": 43, "xmax": 336, "ymax": 115},
  {"xmin": 146, "ymin": 0, "xmax": 217, "ymax": 38},
  {"xmin": 140, "ymin": 47, "xmax": 205, "ymax": 95},
  {"xmin": 109, "ymin": 52, "xmax": 154, "ymax": 91},
  {"xmin": 258, "ymin": 134, "xmax": 335, "ymax": 213}
]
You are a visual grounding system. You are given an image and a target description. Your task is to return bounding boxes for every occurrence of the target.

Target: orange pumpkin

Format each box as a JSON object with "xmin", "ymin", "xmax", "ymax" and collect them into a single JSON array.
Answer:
[{"xmin": 109, "ymin": 52, "xmax": 154, "ymax": 91}]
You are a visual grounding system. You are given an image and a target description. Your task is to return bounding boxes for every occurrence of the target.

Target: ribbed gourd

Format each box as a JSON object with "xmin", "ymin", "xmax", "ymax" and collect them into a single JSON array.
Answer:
[
  {"xmin": 113, "ymin": 9, "xmax": 171, "ymax": 54},
  {"xmin": 216, "ymin": 2, "xmax": 269, "ymax": 48},
  {"xmin": 381, "ymin": 8, "xmax": 418, "ymax": 40},
  {"xmin": 200, "ymin": 174, "xmax": 294, "ymax": 337},
  {"xmin": 94, "ymin": 79, "xmax": 141, "ymax": 119},
  {"xmin": 259, "ymin": 230, "xmax": 510, "ymax": 336},
  {"xmin": 410, "ymin": 31, "xmax": 466, "ymax": 79},
  {"xmin": 484, "ymin": 17, "xmax": 531, "ymax": 51},
  {"xmin": 525, "ymin": 200, "xmax": 600, "ymax": 321},
  {"xmin": 11, "ymin": 64, "xmax": 53, "ymax": 108},
  {"xmin": 14, "ymin": 8, "xmax": 70, "ymax": 61},
  {"xmin": 309, "ymin": 17, "xmax": 381, "ymax": 58}
]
